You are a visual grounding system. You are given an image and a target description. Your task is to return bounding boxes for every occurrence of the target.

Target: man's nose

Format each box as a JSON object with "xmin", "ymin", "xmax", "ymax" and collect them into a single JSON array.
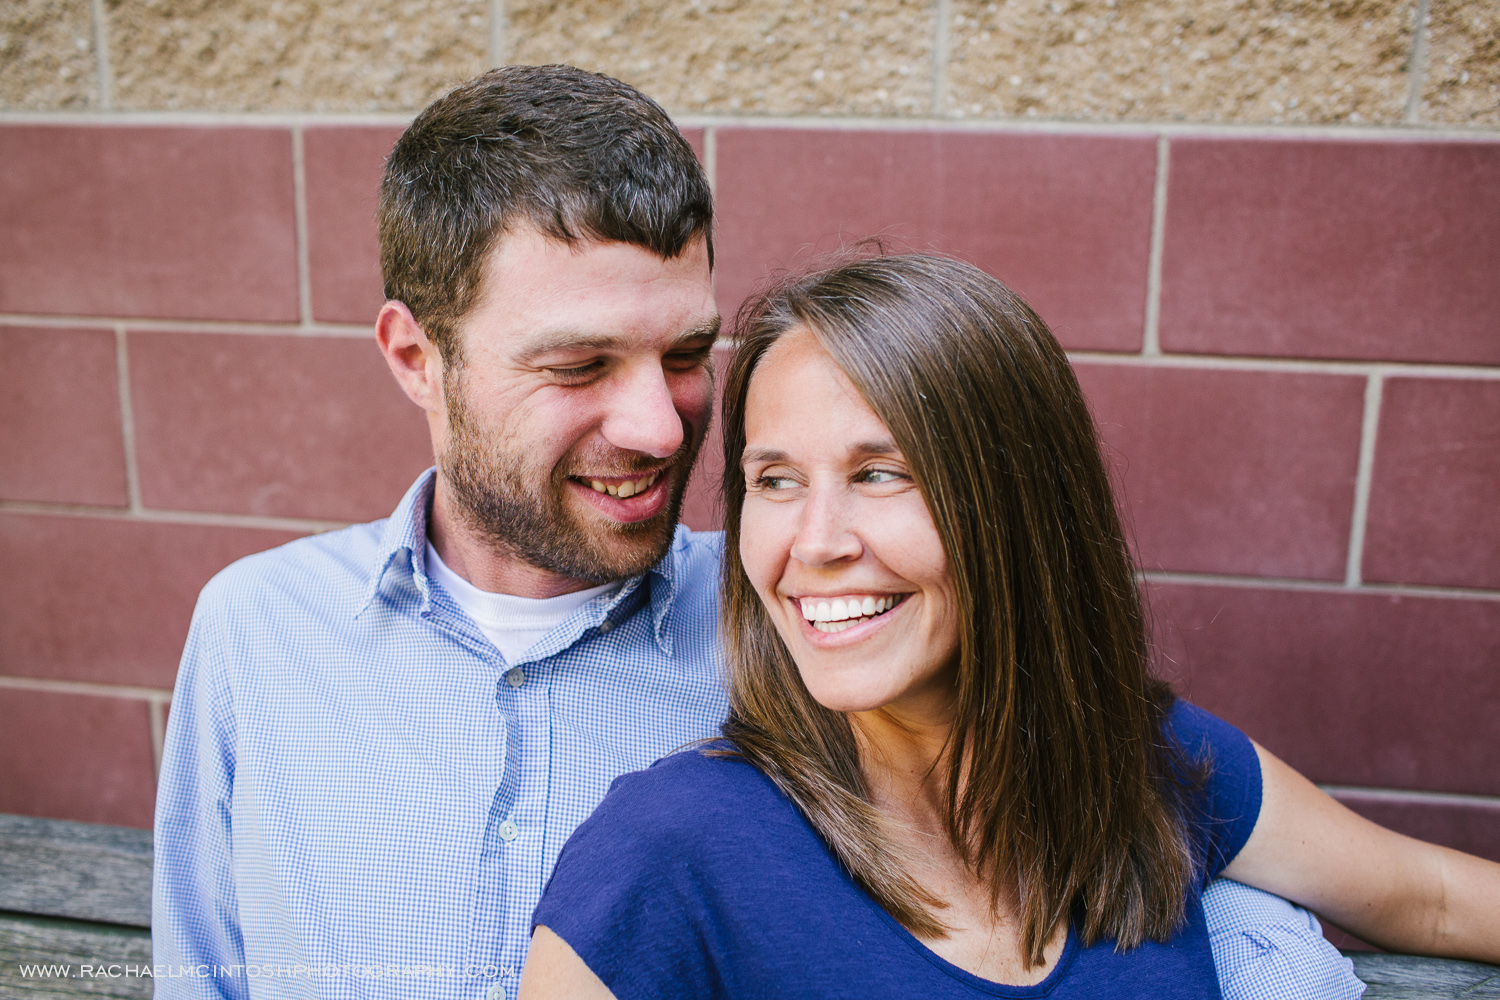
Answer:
[
  {"xmin": 789, "ymin": 483, "xmax": 863, "ymax": 567},
  {"xmin": 598, "ymin": 364, "xmax": 687, "ymax": 459}
]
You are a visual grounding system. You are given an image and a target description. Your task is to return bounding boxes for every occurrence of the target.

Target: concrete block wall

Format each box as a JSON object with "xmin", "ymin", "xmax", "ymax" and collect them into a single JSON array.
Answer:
[{"xmin": 2, "ymin": 1, "xmax": 1498, "ymax": 915}]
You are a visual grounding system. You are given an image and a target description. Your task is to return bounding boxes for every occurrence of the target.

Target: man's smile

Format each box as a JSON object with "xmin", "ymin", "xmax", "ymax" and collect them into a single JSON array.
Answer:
[{"xmin": 566, "ymin": 468, "xmax": 674, "ymax": 524}]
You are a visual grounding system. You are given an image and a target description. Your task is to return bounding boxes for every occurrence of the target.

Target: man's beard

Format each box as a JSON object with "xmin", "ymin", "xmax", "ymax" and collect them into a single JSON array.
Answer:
[{"xmin": 439, "ymin": 370, "xmax": 706, "ymax": 585}]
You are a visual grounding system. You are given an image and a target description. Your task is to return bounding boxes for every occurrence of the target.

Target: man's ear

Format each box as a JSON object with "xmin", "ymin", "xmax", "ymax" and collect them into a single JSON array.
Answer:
[{"xmin": 377, "ymin": 301, "xmax": 445, "ymax": 414}]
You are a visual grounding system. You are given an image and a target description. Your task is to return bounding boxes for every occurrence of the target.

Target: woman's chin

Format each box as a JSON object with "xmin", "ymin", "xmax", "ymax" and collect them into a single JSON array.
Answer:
[{"xmin": 799, "ymin": 678, "xmax": 899, "ymax": 715}]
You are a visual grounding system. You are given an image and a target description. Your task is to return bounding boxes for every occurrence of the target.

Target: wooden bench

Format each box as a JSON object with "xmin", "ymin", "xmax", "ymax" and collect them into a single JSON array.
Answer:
[{"xmin": 2, "ymin": 812, "xmax": 1496, "ymax": 998}]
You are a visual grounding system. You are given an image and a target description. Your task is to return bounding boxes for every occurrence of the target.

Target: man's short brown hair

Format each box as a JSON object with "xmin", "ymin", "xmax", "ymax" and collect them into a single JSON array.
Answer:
[{"xmin": 379, "ymin": 64, "xmax": 714, "ymax": 363}]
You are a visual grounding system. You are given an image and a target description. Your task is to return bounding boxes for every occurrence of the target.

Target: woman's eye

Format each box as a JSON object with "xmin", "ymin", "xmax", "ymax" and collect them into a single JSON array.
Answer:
[
  {"xmin": 754, "ymin": 475, "xmax": 795, "ymax": 491},
  {"xmin": 858, "ymin": 468, "xmax": 904, "ymax": 485}
]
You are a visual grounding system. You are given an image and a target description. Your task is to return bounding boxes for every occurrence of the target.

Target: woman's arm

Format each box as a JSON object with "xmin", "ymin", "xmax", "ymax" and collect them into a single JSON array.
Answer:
[
  {"xmin": 1223, "ymin": 741, "xmax": 1500, "ymax": 961},
  {"xmin": 519, "ymin": 926, "xmax": 619, "ymax": 1000}
]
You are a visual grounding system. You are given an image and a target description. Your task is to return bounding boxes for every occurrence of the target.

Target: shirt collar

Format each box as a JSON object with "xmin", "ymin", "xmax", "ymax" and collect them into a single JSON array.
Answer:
[{"xmin": 358, "ymin": 468, "xmax": 683, "ymax": 658}]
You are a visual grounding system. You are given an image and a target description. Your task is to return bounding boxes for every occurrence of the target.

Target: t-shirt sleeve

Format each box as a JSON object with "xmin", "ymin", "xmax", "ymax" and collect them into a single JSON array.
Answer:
[
  {"xmin": 1167, "ymin": 700, "xmax": 1263, "ymax": 881},
  {"xmin": 530, "ymin": 756, "xmax": 724, "ymax": 1000}
]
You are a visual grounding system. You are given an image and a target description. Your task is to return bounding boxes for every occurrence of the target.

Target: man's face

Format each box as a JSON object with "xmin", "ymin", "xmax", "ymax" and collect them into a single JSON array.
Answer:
[{"xmin": 437, "ymin": 228, "xmax": 718, "ymax": 584}]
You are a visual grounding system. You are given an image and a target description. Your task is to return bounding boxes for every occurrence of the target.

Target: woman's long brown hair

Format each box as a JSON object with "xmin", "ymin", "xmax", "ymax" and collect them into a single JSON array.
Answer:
[{"xmin": 718, "ymin": 253, "xmax": 1199, "ymax": 966}]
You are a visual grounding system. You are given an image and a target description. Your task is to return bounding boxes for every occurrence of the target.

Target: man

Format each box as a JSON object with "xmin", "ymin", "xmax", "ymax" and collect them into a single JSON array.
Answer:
[{"xmin": 153, "ymin": 65, "xmax": 1360, "ymax": 1000}]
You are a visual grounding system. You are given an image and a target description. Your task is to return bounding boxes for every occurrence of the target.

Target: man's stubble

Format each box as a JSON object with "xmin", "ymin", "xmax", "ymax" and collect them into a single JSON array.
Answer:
[{"xmin": 439, "ymin": 364, "xmax": 708, "ymax": 584}]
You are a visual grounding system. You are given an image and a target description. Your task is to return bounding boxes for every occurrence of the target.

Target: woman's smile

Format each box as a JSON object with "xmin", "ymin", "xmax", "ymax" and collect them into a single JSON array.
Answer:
[{"xmin": 797, "ymin": 592, "xmax": 910, "ymax": 632}]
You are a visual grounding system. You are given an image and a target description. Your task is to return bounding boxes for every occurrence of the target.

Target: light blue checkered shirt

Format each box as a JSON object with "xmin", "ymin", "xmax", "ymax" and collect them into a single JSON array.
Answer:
[{"xmin": 153, "ymin": 469, "xmax": 1362, "ymax": 1000}]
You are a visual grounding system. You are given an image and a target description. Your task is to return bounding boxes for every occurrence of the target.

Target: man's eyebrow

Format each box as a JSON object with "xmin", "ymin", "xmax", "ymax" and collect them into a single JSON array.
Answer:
[
  {"xmin": 671, "ymin": 316, "xmax": 722, "ymax": 347},
  {"xmin": 515, "ymin": 316, "xmax": 721, "ymax": 364}
]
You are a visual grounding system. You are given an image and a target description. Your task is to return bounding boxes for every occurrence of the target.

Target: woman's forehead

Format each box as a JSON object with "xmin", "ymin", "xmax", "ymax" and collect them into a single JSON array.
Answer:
[{"xmin": 744, "ymin": 327, "xmax": 894, "ymax": 454}]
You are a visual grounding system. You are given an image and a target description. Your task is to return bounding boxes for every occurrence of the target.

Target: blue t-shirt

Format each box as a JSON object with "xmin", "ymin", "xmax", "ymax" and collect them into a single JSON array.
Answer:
[{"xmin": 532, "ymin": 700, "xmax": 1261, "ymax": 999}]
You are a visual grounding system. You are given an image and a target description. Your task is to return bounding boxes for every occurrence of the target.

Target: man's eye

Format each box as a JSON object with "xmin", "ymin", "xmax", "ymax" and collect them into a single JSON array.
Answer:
[
  {"xmin": 754, "ymin": 475, "xmax": 795, "ymax": 491},
  {"xmin": 858, "ymin": 468, "xmax": 904, "ymax": 485},
  {"xmin": 547, "ymin": 361, "xmax": 604, "ymax": 382},
  {"xmin": 665, "ymin": 347, "xmax": 714, "ymax": 370}
]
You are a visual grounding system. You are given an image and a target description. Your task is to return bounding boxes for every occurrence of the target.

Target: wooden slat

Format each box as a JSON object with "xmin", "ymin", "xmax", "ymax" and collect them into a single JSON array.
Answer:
[
  {"xmin": 1350, "ymin": 952, "xmax": 1500, "ymax": 998},
  {"xmin": 0, "ymin": 912, "xmax": 152, "ymax": 999},
  {"xmin": 0, "ymin": 815, "xmax": 152, "ymax": 928}
]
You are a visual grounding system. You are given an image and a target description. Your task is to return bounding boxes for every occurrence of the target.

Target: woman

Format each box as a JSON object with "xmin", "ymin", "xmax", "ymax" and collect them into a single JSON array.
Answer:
[{"xmin": 521, "ymin": 253, "xmax": 1500, "ymax": 998}]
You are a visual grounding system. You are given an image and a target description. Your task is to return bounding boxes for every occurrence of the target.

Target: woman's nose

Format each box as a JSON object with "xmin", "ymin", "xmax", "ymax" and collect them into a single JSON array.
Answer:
[{"xmin": 789, "ymin": 485, "xmax": 863, "ymax": 567}]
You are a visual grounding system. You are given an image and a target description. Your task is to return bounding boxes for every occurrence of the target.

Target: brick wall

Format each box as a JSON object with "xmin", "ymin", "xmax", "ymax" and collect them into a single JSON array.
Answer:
[{"xmin": 2, "ymin": 119, "xmax": 1496, "ymax": 865}]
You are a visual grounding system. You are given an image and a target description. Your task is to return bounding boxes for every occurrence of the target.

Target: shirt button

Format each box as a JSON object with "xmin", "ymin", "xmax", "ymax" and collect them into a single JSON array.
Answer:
[
  {"xmin": 498, "ymin": 820, "xmax": 519, "ymax": 842},
  {"xmin": 486, "ymin": 983, "xmax": 507, "ymax": 1000},
  {"xmin": 598, "ymin": 620, "xmax": 614, "ymax": 634},
  {"xmin": 505, "ymin": 667, "xmax": 525, "ymax": 688}
]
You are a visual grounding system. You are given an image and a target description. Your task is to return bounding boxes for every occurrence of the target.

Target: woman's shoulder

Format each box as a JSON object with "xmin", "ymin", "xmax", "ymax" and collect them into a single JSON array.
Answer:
[
  {"xmin": 1163, "ymin": 699, "xmax": 1263, "ymax": 878},
  {"xmin": 578, "ymin": 742, "xmax": 797, "ymax": 847}
]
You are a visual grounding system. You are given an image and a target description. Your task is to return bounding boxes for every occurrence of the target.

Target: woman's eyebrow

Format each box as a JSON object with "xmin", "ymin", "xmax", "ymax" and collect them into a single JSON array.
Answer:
[
  {"xmin": 740, "ymin": 441, "xmax": 900, "ymax": 467},
  {"xmin": 850, "ymin": 439, "xmax": 900, "ymax": 457},
  {"xmin": 741, "ymin": 447, "xmax": 789, "ymax": 466}
]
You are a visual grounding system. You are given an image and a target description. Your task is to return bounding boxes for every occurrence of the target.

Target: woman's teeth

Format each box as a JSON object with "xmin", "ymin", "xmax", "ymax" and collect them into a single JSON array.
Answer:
[
  {"xmin": 799, "ymin": 593, "xmax": 907, "ymax": 633},
  {"xmin": 587, "ymin": 472, "xmax": 660, "ymax": 499}
]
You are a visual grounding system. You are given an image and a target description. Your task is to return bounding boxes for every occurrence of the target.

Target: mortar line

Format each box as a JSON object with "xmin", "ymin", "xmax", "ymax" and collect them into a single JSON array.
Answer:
[
  {"xmin": 114, "ymin": 326, "xmax": 143, "ymax": 514},
  {"xmin": 4, "ymin": 109, "xmax": 1498, "ymax": 141},
  {"xmin": 1142, "ymin": 135, "xmax": 1170, "ymax": 357},
  {"xmin": 932, "ymin": 0, "xmax": 953, "ymax": 116},
  {"xmin": 0, "ymin": 314, "xmax": 372, "ymax": 337},
  {"xmin": 1344, "ymin": 373, "xmax": 1384, "ymax": 585},
  {"xmin": 1321, "ymin": 784, "xmax": 1500, "ymax": 809},
  {"xmin": 0, "ymin": 499, "xmax": 348, "ymax": 533},
  {"xmin": 1404, "ymin": 0, "xmax": 1431, "ymax": 124},
  {"xmin": 1065, "ymin": 351, "xmax": 1500, "ymax": 380},
  {"xmin": 0, "ymin": 674, "xmax": 173, "ymax": 701},
  {"xmin": 149, "ymin": 697, "xmax": 169, "ymax": 776},
  {"xmin": 1141, "ymin": 569, "xmax": 1500, "ymax": 602},
  {"xmin": 9, "ymin": 307, "xmax": 1500, "ymax": 377},
  {"xmin": 291, "ymin": 126, "xmax": 315, "ymax": 328},
  {"xmin": 489, "ymin": 0, "xmax": 507, "ymax": 66},
  {"xmin": 89, "ymin": 0, "xmax": 113, "ymax": 111},
  {"xmin": 702, "ymin": 126, "xmax": 717, "ymax": 195}
]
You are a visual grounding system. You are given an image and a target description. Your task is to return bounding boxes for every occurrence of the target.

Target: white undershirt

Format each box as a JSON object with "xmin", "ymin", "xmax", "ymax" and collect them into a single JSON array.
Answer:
[{"xmin": 424, "ymin": 541, "xmax": 621, "ymax": 664}]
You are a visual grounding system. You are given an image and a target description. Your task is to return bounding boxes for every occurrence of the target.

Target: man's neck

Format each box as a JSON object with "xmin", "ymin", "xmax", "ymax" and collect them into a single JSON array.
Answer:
[{"xmin": 427, "ymin": 476, "xmax": 601, "ymax": 599}]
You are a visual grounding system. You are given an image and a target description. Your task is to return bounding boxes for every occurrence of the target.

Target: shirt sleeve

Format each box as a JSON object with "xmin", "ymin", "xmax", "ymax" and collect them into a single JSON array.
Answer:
[
  {"xmin": 531, "ymin": 759, "xmax": 724, "ymax": 1000},
  {"xmin": 151, "ymin": 587, "xmax": 248, "ymax": 1000},
  {"xmin": 1204, "ymin": 879, "xmax": 1366, "ymax": 1000},
  {"xmin": 1166, "ymin": 700, "xmax": 1264, "ymax": 880}
]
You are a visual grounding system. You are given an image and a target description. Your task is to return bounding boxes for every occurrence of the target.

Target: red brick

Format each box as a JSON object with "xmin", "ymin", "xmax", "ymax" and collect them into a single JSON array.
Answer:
[
  {"xmin": 129, "ymin": 331, "xmax": 432, "ymax": 522},
  {"xmin": 1332, "ymin": 791, "xmax": 1500, "ymax": 864},
  {"xmin": 714, "ymin": 128, "xmax": 1156, "ymax": 352},
  {"xmin": 0, "ymin": 326, "xmax": 127, "ymax": 506},
  {"xmin": 1159, "ymin": 138, "xmax": 1500, "ymax": 364},
  {"xmin": 1076, "ymin": 364, "xmax": 1366, "ymax": 580},
  {"xmin": 680, "ymin": 127, "xmax": 705, "ymax": 163},
  {"xmin": 1362, "ymin": 377, "xmax": 1500, "ymax": 590},
  {"xmin": 0, "ymin": 689, "xmax": 157, "ymax": 828},
  {"xmin": 679, "ymin": 344, "xmax": 733, "ymax": 531},
  {"xmin": 1320, "ymin": 925, "xmax": 1375, "ymax": 952},
  {"xmin": 304, "ymin": 126, "xmax": 406, "ymax": 325},
  {"xmin": 0, "ymin": 125, "xmax": 299, "ymax": 322},
  {"xmin": 0, "ymin": 513, "xmax": 301, "ymax": 688},
  {"xmin": 1151, "ymin": 583, "xmax": 1500, "ymax": 796}
]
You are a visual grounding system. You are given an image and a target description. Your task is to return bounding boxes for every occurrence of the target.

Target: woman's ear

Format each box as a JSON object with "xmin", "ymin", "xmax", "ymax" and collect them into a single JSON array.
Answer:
[{"xmin": 376, "ymin": 300, "xmax": 445, "ymax": 415}]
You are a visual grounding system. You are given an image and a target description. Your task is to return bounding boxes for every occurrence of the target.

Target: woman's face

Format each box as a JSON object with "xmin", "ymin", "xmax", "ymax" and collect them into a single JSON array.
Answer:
[{"xmin": 739, "ymin": 328, "xmax": 961, "ymax": 721}]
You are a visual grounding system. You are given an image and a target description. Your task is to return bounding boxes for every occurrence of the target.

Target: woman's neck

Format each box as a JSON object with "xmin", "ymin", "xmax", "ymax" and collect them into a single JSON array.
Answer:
[
  {"xmin": 851, "ymin": 700, "xmax": 956, "ymax": 836},
  {"xmin": 851, "ymin": 698, "xmax": 1069, "ymax": 986}
]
